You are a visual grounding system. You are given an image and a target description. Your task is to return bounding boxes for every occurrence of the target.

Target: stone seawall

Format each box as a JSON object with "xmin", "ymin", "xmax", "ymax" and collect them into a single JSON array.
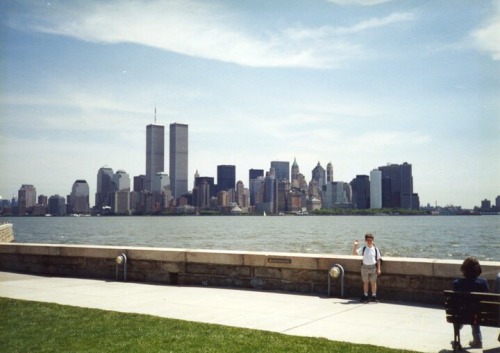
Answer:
[
  {"xmin": 0, "ymin": 243, "xmax": 499, "ymax": 305},
  {"xmin": 0, "ymin": 224, "xmax": 14, "ymax": 243}
]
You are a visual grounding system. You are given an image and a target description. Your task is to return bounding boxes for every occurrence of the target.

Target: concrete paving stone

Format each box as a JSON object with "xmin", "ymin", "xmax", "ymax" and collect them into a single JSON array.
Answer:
[{"xmin": 1, "ymin": 272, "xmax": 499, "ymax": 353}]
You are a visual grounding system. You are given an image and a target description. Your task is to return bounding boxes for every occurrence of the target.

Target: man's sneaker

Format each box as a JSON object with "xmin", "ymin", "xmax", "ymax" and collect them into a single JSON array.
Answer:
[
  {"xmin": 360, "ymin": 295, "xmax": 369, "ymax": 303},
  {"xmin": 371, "ymin": 296, "xmax": 379, "ymax": 303},
  {"xmin": 469, "ymin": 340, "xmax": 482, "ymax": 348}
]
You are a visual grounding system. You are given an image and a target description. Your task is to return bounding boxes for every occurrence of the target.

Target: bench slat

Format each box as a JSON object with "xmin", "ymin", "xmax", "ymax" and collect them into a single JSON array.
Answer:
[
  {"xmin": 444, "ymin": 290, "xmax": 500, "ymax": 328},
  {"xmin": 444, "ymin": 290, "xmax": 500, "ymax": 352},
  {"xmin": 478, "ymin": 301, "xmax": 500, "ymax": 326}
]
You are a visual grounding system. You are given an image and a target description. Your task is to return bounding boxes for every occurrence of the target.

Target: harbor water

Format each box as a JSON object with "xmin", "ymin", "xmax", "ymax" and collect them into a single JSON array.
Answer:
[{"xmin": 3, "ymin": 215, "xmax": 499, "ymax": 261}]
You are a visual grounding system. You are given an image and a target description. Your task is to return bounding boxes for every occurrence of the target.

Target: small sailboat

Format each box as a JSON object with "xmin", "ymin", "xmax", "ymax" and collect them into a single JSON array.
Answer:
[{"xmin": 263, "ymin": 211, "xmax": 266, "ymax": 216}]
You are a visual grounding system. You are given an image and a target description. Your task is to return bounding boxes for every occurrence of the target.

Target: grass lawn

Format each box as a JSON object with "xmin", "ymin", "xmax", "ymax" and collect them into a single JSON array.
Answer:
[{"xmin": 0, "ymin": 297, "xmax": 418, "ymax": 353}]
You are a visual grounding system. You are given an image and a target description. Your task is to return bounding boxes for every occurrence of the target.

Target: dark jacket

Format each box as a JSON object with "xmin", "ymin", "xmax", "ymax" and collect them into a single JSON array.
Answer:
[{"xmin": 452, "ymin": 277, "xmax": 489, "ymax": 293}]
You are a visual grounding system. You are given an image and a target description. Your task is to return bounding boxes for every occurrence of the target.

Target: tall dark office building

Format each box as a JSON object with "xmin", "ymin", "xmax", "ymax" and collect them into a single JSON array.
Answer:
[
  {"xmin": 378, "ymin": 162, "xmax": 418, "ymax": 209},
  {"xmin": 195, "ymin": 176, "xmax": 215, "ymax": 197},
  {"xmin": 48, "ymin": 195, "xmax": 66, "ymax": 216},
  {"xmin": 145, "ymin": 123, "xmax": 165, "ymax": 192},
  {"xmin": 133, "ymin": 175, "xmax": 145, "ymax": 192},
  {"xmin": 217, "ymin": 165, "xmax": 236, "ymax": 193},
  {"xmin": 270, "ymin": 161, "xmax": 290, "ymax": 182},
  {"xmin": 249, "ymin": 169, "xmax": 264, "ymax": 181},
  {"xmin": 249, "ymin": 169, "xmax": 264, "ymax": 207},
  {"xmin": 351, "ymin": 175, "xmax": 370, "ymax": 209},
  {"xmin": 170, "ymin": 123, "xmax": 189, "ymax": 198},
  {"xmin": 193, "ymin": 176, "xmax": 215, "ymax": 208}
]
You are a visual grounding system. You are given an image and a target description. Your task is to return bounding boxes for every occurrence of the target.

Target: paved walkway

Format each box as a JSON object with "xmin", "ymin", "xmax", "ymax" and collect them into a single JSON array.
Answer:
[{"xmin": 1, "ymin": 271, "xmax": 499, "ymax": 353}]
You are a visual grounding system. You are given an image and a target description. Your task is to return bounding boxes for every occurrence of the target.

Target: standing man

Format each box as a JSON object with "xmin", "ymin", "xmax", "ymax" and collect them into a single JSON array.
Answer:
[{"xmin": 353, "ymin": 233, "xmax": 382, "ymax": 303}]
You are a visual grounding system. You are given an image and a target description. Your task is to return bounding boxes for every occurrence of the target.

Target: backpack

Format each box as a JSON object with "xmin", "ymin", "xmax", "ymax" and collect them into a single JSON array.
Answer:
[{"xmin": 362, "ymin": 245, "xmax": 382, "ymax": 264}]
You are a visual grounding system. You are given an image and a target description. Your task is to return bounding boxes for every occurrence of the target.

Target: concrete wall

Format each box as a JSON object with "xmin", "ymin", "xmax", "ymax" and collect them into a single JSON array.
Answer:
[
  {"xmin": 0, "ymin": 243, "xmax": 499, "ymax": 305},
  {"xmin": 0, "ymin": 224, "xmax": 14, "ymax": 243}
]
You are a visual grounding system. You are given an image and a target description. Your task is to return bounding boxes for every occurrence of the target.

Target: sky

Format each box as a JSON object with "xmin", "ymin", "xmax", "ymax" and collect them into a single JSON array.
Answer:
[{"xmin": 0, "ymin": 0, "xmax": 499, "ymax": 209}]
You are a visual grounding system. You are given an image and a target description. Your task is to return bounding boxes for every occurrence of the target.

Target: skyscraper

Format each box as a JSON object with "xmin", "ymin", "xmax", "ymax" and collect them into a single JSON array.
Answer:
[
  {"xmin": 351, "ymin": 175, "xmax": 370, "ymax": 209},
  {"xmin": 18, "ymin": 184, "xmax": 36, "ymax": 215},
  {"xmin": 249, "ymin": 169, "xmax": 264, "ymax": 206},
  {"xmin": 112, "ymin": 170, "xmax": 131, "ymax": 192},
  {"xmin": 152, "ymin": 172, "xmax": 169, "ymax": 194},
  {"xmin": 270, "ymin": 161, "xmax": 290, "ymax": 182},
  {"xmin": 217, "ymin": 165, "xmax": 236, "ymax": 193},
  {"xmin": 378, "ymin": 162, "xmax": 418, "ymax": 209},
  {"xmin": 145, "ymin": 122, "xmax": 165, "ymax": 192},
  {"xmin": 323, "ymin": 181, "xmax": 349, "ymax": 209},
  {"xmin": 195, "ymin": 176, "xmax": 215, "ymax": 198},
  {"xmin": 249, "ymin": 169, "xmax": 264, "ymax": 181},
  {"xmin": 370, "ymin": 169, "xmax": 382, "ymax": 209},
  {"xmin": 311, "ymin": 162, "xmax": 326, "ymax": 189},
  {"xmin": 327, "ymin": 162, "xmax": 334, "ymax": 183},
  {"xmin": 194, "ymin": 179, "xmax": 212, "ymax": 209},
  {"xmin": 70, "ymin": 180, "xmax": 90, "ymax": 214},
  {"xmin": 133, "ymin": 175, "xmax": 145, "ymax": 192},
  {"xmin": 235, "ymin": 180, "xmax": 248, "ymax": 209},
  {"xmin": 170, "ymin": 123, "xmax": 188, "ymax": 198},
  {"xmin": 48, "ymin": 195, "xmax": 66, "ymax": 216},
  {"xmin": 96, "ymin": 166, "xmax": 114, "ymax": 210},
  {"xmin": 291, "ymin": 158, "xmax": 299, "ymax": 182},
  {"xmin": 263, "ymin": 172, "xmax": 275, "ymax": 213},
  {"xmin": 109, "ymin": 170, "xmax": 130, "ymax": 214}
]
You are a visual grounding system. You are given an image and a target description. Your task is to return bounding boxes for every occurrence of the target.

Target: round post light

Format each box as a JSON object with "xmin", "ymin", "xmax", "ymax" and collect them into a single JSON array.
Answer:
[
  {"xmin": 327, "ymin": 264, "xmax": 345, "ymax": 298},
  {"xmin": 115, "ymin": 253, "xmax": 127, "ymax": 281}
]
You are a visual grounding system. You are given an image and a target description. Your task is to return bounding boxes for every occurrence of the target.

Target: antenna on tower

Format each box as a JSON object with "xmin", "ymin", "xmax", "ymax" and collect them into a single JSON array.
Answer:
[{"xmin": 154, "ymin": 106, "xmax": 157, "ymax": 124}]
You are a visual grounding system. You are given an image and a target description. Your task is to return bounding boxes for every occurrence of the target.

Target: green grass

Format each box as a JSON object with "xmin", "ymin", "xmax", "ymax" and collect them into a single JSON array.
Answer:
[{"xmin": 0, "ymin": 297, "xmax": 418, "ymax": 353}]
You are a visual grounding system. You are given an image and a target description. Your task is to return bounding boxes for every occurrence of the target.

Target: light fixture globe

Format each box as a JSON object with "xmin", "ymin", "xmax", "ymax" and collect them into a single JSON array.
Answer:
[{"xmin": 329, "ymin": 266, "xmax": 340, "ymax": 278}]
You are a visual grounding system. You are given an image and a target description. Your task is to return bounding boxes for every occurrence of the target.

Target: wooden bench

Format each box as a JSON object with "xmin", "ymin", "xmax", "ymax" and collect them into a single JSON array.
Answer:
[{"xmin": 444, "ymin": 290, "xmax": 500, "ymax": 352}]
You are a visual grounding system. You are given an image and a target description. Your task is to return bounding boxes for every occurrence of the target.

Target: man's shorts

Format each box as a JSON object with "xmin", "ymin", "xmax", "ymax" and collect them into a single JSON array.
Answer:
[{"xmin": 361, "ymin": 264, "xmax": 377, "ymax": 283}]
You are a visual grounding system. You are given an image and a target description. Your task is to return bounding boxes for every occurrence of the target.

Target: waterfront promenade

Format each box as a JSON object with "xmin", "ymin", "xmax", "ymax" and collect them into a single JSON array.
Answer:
[{"xmin": 1, "ymin": 271, "xmax": 499, "ymax": 352}]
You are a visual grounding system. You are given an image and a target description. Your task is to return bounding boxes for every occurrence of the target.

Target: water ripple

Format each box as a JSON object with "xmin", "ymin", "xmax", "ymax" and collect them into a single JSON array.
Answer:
[{"xmin": 4, "ymin": 215, "xmax": 499, "ymax": 261}]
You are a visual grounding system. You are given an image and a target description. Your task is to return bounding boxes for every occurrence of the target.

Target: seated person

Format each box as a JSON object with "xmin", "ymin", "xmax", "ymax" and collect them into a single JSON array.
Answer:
[{"xmin": 452, "ymin": 256, "xmax": 489, "ymax": 349}]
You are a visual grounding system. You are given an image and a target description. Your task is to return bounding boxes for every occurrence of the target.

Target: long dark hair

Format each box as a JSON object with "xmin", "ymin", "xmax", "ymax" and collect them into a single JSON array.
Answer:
[{"xmin": 460, "ymin": 256, "xmax": 482, "ymax": 279}]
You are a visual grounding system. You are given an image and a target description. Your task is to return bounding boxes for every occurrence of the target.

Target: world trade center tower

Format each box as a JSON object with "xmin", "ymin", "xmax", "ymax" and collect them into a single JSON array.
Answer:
[
  {"xmin": 145, "ymin": 123, "xmax": 165, "ymax": 192},
  {"xmin": 170, "ymin": 123, "xmax": 188, "ymax": 198}
]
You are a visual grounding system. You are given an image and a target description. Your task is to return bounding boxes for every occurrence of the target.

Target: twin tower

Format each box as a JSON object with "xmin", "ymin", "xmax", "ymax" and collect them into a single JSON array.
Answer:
[{"xmin": 146, "ymin": 121, "xmax": 188, "ymax": 199}]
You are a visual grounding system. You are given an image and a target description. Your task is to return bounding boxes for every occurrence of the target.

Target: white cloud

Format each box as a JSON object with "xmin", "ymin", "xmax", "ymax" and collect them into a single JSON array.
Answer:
[
  {"xmin": 471, "ymin": 2, "xmax": 500, "ymax": 60},
  {"xmin": 334, "ymin": 12, "xmax": 415, "ymax": 35},
  {"xmin": 283, "ymin": 14, "xmax": 413, "ymax": 41},
  {"xmin": 13, "ymin": 1, "xmax": 412, "ymax": 69}
]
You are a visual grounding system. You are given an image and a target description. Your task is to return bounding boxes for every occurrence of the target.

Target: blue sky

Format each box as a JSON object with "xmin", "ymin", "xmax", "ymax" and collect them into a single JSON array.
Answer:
[{"xmin": 1, "ymin": 0, "xmax": 499, "ymax": 209}]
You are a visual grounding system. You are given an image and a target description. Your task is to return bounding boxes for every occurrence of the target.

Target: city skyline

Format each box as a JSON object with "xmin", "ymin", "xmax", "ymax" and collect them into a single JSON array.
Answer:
[
  {"xmin": 3, "ymin": 155, "xmax": 498, "ymax": 213},
  {"xmin": 1, "ymin": 1, "xmax": 499, "ymax": 209}
]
